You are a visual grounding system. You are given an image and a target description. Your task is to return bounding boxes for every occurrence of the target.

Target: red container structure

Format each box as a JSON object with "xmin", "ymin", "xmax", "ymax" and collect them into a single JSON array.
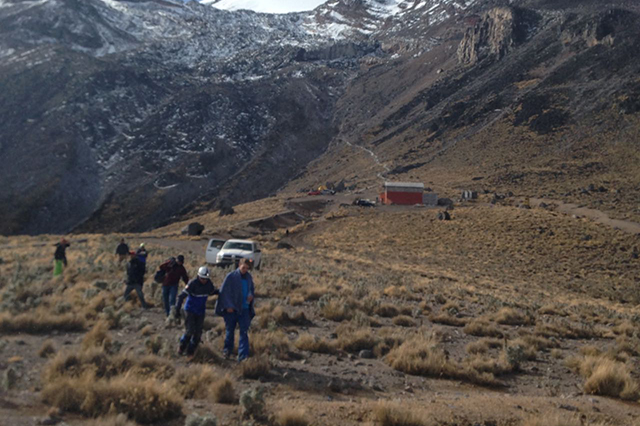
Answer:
[{"xmin": 379, "ymin": 182, "xmax": 424, "ymax": 205}]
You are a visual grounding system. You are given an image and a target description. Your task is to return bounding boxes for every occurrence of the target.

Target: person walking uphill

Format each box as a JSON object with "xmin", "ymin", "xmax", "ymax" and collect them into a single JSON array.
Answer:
[
  {"xmin": 124, "ymin": 251, "xmax": 149, "ymax": 309},
  {"xmin": 215, "ymin": 258, "xmax": 255, "ymax": 362},
  {"xmin": 159, "ymin": 255, "xmax": 189, "ymax": 317},
  {"xmin": 115, "ymin": 238, "xmax": 129, "ymax": 264},
  {"xmin": 173, "ymin": 266, "xmax": 218, "ymax": 356},
  {"xmin": 53, "ymin": 238, "xmax": 70, "ymax": 277}
]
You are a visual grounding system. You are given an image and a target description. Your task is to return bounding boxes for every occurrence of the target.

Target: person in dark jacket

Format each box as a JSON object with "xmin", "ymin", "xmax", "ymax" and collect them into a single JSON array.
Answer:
[
  {"xmin": 215, "ymin": 258, "xmax": 255, "ymax": 361},
  {"xmin": 115, "ymin": 238, "xmax": 129, "ymax": 263},
  {"xmin": 53, "ymin": 238, "xmax": 70, "ymax": 277},
  {"xmin": 159, "ymin": 254, "xmax": 189, "ymax": 317},
  {"xmin": 174, "ymin": 266, "xmax": 218, "ymax": 356},
  {"xmin": 124, "ymin": 251, "xmax": 149, "ymax": 309},
  {"xmin": 136, "ymin": 243, "xmax": 148, "ymax": 264}
]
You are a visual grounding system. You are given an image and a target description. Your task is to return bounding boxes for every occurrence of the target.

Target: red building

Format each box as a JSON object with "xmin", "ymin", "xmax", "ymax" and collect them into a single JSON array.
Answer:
[{"xmin": 379, "ymin": 182, "xmax": 424, "ymax": 205}]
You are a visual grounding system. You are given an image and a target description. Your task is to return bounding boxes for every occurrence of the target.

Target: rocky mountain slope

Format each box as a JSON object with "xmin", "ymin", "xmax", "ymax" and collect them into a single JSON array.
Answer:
[{"xmin": 1, "ymin": 0, "xmax": 639, "ymax": 234}]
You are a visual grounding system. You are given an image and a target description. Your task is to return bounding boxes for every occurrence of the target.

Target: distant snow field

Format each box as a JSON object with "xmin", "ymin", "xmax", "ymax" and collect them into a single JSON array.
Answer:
[{"xmin": 204, "ymin": 0, "xmax": 328, "ymax": 14}]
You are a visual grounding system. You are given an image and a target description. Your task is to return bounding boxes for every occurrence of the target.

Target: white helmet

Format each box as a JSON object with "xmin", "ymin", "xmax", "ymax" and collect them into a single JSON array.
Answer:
[{"xmin": 197, "ymin": 266, "xmax": 210, "ymax": 278}]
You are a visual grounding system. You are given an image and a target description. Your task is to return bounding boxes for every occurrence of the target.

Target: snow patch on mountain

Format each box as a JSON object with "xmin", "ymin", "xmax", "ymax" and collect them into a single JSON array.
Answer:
[{"xmin": 205, "ymin": 0, "xmax": 327, "ymax": 14}]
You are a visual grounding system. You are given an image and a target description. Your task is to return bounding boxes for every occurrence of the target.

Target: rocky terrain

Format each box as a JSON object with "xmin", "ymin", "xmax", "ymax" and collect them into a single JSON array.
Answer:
[{"xmin": 1, "ymin": 0, "xmax": 639, "ymax": 236}]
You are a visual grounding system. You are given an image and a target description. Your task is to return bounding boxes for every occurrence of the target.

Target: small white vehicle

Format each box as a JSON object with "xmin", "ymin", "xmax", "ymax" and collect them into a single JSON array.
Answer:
[
  {"xmin": 205, "ymin": 238, "xmax": 226, "ymax": 265},
  {"xmin": 216, "ymin": 239, "xmax": 262, "ymax": 270}
]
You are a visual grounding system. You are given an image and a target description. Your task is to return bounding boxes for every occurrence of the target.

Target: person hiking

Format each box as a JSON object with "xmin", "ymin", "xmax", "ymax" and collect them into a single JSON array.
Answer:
[
  {"xmin": 115, "ymin": 238, "xmax": 129, "ymax": 263},
  {"xmin": 124, "ymin": 251, "xmax": 149, "ymax": 309},
  {"xmin": 173, "ymin": 266, "xmax": 218, "ymax": 356},
  {"xmin": 136, "ymin": 243, "xmax": 148, "ymax": 264},
  {"xmin": 215, "ymin": 258, "xmax": 255, "ymax": 361},
  {"xmin": 53, "ymin": 238, "xmax": 70, "ymax": 277},
  {"xmin": 159, "ymin": 255, "xmax": 189, "ymax": 317}
]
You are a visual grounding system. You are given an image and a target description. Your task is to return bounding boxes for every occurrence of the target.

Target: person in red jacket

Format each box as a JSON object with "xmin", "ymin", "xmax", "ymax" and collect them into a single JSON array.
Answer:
[{"xmin": 159, "ymin": 255, "xmax": 189, "ymax": 317}]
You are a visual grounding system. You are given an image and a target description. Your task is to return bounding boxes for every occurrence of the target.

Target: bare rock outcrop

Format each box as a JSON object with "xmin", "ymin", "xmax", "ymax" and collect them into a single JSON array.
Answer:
[{"xmin": 457, "ymin": 7, "xmax": 539, "ymax": 65}]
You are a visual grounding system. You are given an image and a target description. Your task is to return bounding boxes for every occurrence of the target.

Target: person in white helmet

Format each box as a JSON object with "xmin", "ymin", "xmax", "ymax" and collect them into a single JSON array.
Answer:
[{"xmin": 173, "ymin": 266, "xmax": 219, "ymax": 356}]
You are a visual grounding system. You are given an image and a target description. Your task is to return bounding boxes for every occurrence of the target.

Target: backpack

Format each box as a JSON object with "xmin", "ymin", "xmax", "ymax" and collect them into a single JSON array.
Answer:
[{"xmin": 154, "ymin": 268, "xmax": 166, "ymax": 284}]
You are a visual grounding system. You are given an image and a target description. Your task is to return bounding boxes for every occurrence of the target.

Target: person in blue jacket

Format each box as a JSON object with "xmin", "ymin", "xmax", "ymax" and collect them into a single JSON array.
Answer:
[
  {"xmin": 174, "ymin": 266, "xmax": 218, "ymax": 356},
  {"xmin": 215, "ymin": 258, "xmax": 256, "ymax": 361}
]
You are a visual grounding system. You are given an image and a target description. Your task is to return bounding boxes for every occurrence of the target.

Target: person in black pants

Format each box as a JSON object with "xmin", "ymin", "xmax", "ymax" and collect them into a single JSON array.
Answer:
[
  {"xmin": 124, "ymin": 251, "xmax": 149, "ymax": 309},
  {"xmin": 173, "ymin": 266, "xmax": 218, "ymax": 356}
]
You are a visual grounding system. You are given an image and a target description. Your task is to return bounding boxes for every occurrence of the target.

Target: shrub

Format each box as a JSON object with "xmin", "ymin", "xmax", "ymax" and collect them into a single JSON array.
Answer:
[
  {"xmin": 211, "ymin": 376, "xmax": 236, "ymax": 404},
  {"xmin": 463, "ymin": 319, "xmax": 503, "ymax": 338},
  {"xmin": 295, "ymin": 334, "xmax": 336, "ymax": 354},
  {"xmin": 337, "ymin": 329, "xmax": 378, "ymax": 353},
  {"xmin": 583, "ymin": 358, "xmax": 638, "ymax": 400},
  {"xmin": 492, "ymin": 307, "xmax": 533, "ymax": 326},
  {"xmin": 185, "ymin": 413, "xmax": 217, "ymax": 426},
  {"xmin": 240, "ymin": 356, "xmax": 271, "ymax": 380},
  {"xmin": 392, "ymin": 315, "xmax": 416, "ymax": 327},
  {"xmin": 82, "ymin": 321, "xmax": 112, "ymax": 350},
  {"xmin": 251, "ymin": 331, "xmax": 294, "ymax": 360},
  {"xmin": 192, "ymin": 345, "xmax": 223, "ymax": 364},
  {"xmin": 321, "ymin": 299, "xmax": 353, "ymax": 322},
  {"xmin": 0, "ymin": 312, "xmax": 85, "ymax": 334},
  {"xmin": 465, "ymin": 338, "xmax": 502, "ymax": 355},
  {"xmin": 376, "ymin": 304, "xmax": 399, "ymax": 318},
  {"xmin": 41, "ymin": 374, "xmax": 183, "ymax": 423},
  {"xmin": 171, "ymin": 366, "xmax": 216, "ymax": 399},
  {"xmin": 373, "ymin": 402, "xmax": 427, "ymax": 426},
  {"xmin": 276, "ymin": 409, "xmax": 309, "ymax": 426},
  {"xmin": 240, "ymin": 386, "xmax": 266, "ymax": 420}
]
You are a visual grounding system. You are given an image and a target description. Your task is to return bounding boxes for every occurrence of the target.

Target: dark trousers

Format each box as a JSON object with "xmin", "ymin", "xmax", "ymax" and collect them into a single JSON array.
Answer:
[
  {"xmin": 124, "ymin": 284, "xmax": 148, "ymax": 308},
  {"xmin": 162, "ymin": 285, "xmax": 178, "ymax": 317},
  {"xmin": 180, "ymin": 311, "xmax": 205, "ymax": 355},
  {"xmin": 223, "ymin": 310, "xmax": 251, "ymax": 361}
]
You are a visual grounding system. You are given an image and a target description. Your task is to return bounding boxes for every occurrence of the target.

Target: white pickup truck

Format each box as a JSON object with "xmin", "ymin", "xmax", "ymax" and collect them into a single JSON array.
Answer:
[
  {"xmin": 215, "ymin": 239, "xmax": 262, "ymax": 270},
  {"xmin": 205, "ymin": 238, "xmax": 226, "ymax": 265}
]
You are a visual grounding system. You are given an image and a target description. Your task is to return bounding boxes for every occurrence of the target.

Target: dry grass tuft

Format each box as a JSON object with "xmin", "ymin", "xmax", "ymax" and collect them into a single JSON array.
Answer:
[
  {"xmin": 492, "ymin": 307, "xmax": 533, "ymax": 326},
  {"xmin": 0, "ymin": 312, "xmax": 85, "ymax": 334},
  {"xmin": 41, "ymin": 374, "xmax": 183, "ymax": 423},
  {"xmin": 82, "ymin": 321, "xmax": 112, "ymax": 350},
  {"xmin": 463, "ymin": 319, "xmax": 504, "ymax": 338},
  {"xmin": 171, "ymin": 366, "xmax": 217, "ymax": 399},
  {"xmin": 521, "ymin": 414, "xmax": 581, "ymax": 426},
  {"xmin": 320, "ymin": 299, "xmax": 353, "ymax": 322},
  {"xmin": 38, "ymin": 340, "xmax": 57, "ymax": 358},
  {"xmin": 84, "ymin": 414, "xmax": 137, "ymax": 426},
  {"xmin": 276, "ymin": 408, "xmax": 310, "ymax": 426},
  {"xmin": 428, "ymin": 313, "xmax": 467, "ymax": 327},
  {"xmin": 295, "ymin": 333, "xmax": 336, "ymax": 354},
  {"xmin": 374, "ymin": 402, "xmax": 428, "ymax": 426},
  {"xmin": 240, "ymin": 355, "xmax": 271, "ymax": 379},
  {"xmin": 567, "ymin": 355, "xmax": 639, "ymax": 400},
  {"xmin": 251, "ymin": 330, "xmax": 294, "ymax": 360},
  {"xmin": 211, "ymin": 375, "xmax": 236, "ymax": 404},
  {"xmin": 465, "ymin": 338, "xmax": 502, "ymax": 355},
  {"xmin": 392, "ymin": 315, "xmax": 416, "ymax": 327},
  {"xmin": 337, "ymin": 329, "xmax": 378, "ymax": 353},
  {"xmin": 192, "ymin": 344, "xmax": 224, "ymax": 364},
  {"xmin": 304, "ymin": 286, "xmax": 332, "ymax": 301},
  {"xmin": 376, "ymin": 303, "xmax": 400, "ymax": 318}
]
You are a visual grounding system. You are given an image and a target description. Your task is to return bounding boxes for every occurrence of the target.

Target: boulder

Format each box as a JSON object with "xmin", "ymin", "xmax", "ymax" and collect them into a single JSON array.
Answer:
[
  {"xmin": 359, "ymin": 349, "xmax": 374, "ymax": 359},
  {"xmin": 181, "ymin": 222, "xmax": 204, "ymax": 236},
  {"xmin": 437, "ymin": 198, "xmax": 453, "ymax": 207},
  {"xmin": 219, "ymin": 205, "xmax": 235, "ymax": 216}
]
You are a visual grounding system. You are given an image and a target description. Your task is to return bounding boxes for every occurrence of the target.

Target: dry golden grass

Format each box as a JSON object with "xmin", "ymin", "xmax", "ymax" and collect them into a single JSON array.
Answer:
[
  {"xmin": 428, "ymin": 312, "xmax": 468, "ymax": 327},
  {"xmin": 492, "ymin": 307, "xmax": 533, "ymax": 326},
  {"xmin": 0, "ymin": 312, "xmax": 85, "ymax": 334},
  {"xmin": 41, "ymin": 374, "xmax": 183, "ymax": 423},
  {"xmin": 295, "ymin": 333, "xmax": 337, "ymax": 354},
  {"xmin": 171, "ymin": 366, "xmax": 217, "ymax": 399},
  {"xmin": 463, "ymin": 319, "xmax": 504, "ymax": 338},
  {"xmin": 385, "ymin": 334, "xmax": 498, "ymax": 386},
  {"xmin": 336, "ymin": 329, "xmax": 378, "ymax": 353},
  {"xmin": 465, "ymin": 338, "xmax": 503, "ymax": 355},
  {"xmin": 304, "ymin": 286, "xmax": 332, "ymax": 301},
  {"xmin": 211, "ymin": 375, "xmax": 236, "ymax": 404},
  {"xmin": 192, "ymin": 344, "xmax": 224, "ymax": 365},
  {"xmin": 392, "ymin": 315, "xmax": 416, "ymax": 327},
  {"xmin": 321, "ymin": 299, "xmax": 353, "ymax": 322},
  {"xmin": 84, "ymin": 414, "xmax": 137, "ymax": 426},
  {"xmin": 240, "ymin": 355, "xmax": 271, "ymax": 379},
  {"xmin": 276, "ymin": 409, "xmax": 310, "ymax": 426},
  {"xmin": 251, "ymin": 330, "xmax": 294, "ymax": 360},
  {"xmin": 82, "ymin": 321, "xmax": 112, "ymax": 350},
  {"xmin": 567, "ymin": 355, "xmax": 639, "ymax": 400},
  {"xmin": 373, "ymin": 402, "xmax": 429, "ymax": 426}
]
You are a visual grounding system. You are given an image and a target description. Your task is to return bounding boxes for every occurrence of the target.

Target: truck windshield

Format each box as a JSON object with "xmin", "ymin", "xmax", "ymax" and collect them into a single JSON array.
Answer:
[
  {"xmin": 222, "ymin": 242, "xmax": 253, "ymax": 251},
  {"xmin": 209, "ymin": 240, "xmax": 225, "ymax": 249}
]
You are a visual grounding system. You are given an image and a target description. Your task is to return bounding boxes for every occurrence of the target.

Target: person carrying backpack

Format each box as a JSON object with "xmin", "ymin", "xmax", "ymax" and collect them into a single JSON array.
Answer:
[
  {"xmin": 159, "ymin": 255, "xmax": 189, "ymax": 317},
  {"xmin": 173, "ymin": 266, "xmax": 219, "ymax": 356},
  {"xmin": 53, "ymin": 238, "xmax": 70, "ymax": 277},
  {"xmin": 124, "ymin": 251, "xmax": 149, "ymax": 309}
]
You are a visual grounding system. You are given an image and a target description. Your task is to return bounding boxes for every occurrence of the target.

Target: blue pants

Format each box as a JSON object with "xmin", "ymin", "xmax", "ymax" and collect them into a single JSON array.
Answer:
[
  {"xmin": 223, "ymin": 310, "xmax": 251, "ymax": 360},
  {"xmin": 162, "ymin": 285, "xmax": 178, "ymax": 317},
  {"xmin": 180, "ymin": 312, "xmax": 205, "ymax": 356}
]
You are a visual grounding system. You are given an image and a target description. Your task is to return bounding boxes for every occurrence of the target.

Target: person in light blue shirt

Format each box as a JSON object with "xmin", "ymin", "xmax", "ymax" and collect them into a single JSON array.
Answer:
[{"xmin": 215, "ymin": 258, "xmax": 255, "ymax": 361}]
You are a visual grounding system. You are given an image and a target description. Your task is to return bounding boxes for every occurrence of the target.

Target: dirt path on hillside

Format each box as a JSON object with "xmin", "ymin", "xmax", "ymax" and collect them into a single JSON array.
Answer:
[
  {"xmin": 530, "ymin": 198, "xmax": 640, "ymax": 235},
  {"xmin": 144, "ymin": 237, "xmax": 209, "ymax": 254}
]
